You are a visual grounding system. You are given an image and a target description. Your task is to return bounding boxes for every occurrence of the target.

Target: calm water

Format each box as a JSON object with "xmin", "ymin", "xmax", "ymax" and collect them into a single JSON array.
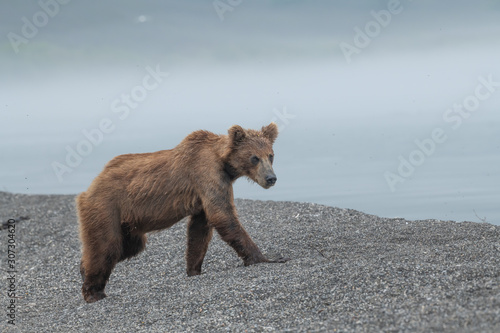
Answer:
[
  {"xmin": 1, "ymin": 1, "xmax": 499, "ymax": 224},
  {"xmin": 2, "ymin": 56, "xmax": 500, "ymax": 224}
]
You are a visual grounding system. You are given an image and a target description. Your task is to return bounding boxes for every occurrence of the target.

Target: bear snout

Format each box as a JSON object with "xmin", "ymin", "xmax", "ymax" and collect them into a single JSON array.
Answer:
[{"xmin": 265, "ymin": 174, "xmax": 277, "ymax": 187}]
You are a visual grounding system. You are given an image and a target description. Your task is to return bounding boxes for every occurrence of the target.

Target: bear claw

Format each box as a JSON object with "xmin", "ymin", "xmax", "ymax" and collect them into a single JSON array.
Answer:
[{"xmin": 83, "ymin": 291, "xmax": 107, "ymax": 303}]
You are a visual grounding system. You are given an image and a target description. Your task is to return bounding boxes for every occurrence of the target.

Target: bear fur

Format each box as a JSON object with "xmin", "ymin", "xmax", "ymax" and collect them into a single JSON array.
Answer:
[{"xmin": 77, "ymin": 123, "xmax": 287, "ymax": 303}]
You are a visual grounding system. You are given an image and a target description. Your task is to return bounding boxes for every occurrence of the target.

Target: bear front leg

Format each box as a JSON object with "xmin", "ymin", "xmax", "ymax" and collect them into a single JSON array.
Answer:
[
  {"xmin": 186, "ymin": 211, "xmax": 214, "ymax": 276},
  {"xmin": 216, "ymin": 220, "xmax": 269, "ymax": 266},
  {"xmin": 205, "ymin": 208, "xmax": 270, "ymax": 266}
]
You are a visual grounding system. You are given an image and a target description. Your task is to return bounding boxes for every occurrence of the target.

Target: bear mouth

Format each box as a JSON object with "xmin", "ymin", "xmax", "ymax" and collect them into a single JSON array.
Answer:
[{"xmin": 260, "ymin": 180, "xmax": 276, "ymax": 189}]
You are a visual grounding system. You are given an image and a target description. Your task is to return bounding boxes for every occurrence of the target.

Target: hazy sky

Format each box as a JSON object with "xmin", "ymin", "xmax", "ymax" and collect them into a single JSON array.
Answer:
[{"xmin": 2, "ymin": 0, "xmax": 500, "ymax": 70}]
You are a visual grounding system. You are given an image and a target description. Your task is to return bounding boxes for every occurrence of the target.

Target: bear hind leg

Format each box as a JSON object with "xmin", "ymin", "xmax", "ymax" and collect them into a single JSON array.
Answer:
[
  {"xmin": 119, "ymin": 223, "xmax": 147, "ymax": 262},
  {"xmin": 79, "ymin": 208, "xmax": 122, "ymax": 303},
  {"xmin": 81, "ymin": 244, "xmax": 122, "ymax": 303}
]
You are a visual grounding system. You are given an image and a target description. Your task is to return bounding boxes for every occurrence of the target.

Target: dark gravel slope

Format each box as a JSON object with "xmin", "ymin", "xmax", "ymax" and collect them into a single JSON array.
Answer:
[{"xmin": 0, "ymin": 192, "xmax": 499, "ymax": 332}]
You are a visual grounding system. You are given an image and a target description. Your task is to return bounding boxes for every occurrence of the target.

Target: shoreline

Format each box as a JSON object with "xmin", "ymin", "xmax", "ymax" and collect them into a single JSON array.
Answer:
[{"xmin": 1, "ymin": 192, "xmax": 499, "ymax": 332}]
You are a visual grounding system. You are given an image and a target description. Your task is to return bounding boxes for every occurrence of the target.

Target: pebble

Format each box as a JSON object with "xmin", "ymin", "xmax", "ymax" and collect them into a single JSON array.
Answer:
[{"xmin": 0, "ymin": 192, "xmax": 499, "ymax": 332}]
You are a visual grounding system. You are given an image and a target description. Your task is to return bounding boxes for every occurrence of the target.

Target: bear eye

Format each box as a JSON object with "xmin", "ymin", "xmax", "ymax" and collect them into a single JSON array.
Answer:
[
  {"xmin": 269, "ymin": 154, "xmax": 274, "ymax": 164},
  {"xmin": 250, "ymin": 156, "xmax": 260, "ymax": 165}
]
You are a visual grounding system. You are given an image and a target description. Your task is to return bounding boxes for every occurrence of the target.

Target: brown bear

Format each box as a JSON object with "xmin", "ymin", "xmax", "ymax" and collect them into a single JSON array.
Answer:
[{"xmin": 77, "ymin": 123, "xmax": 288, "ymax": 303}]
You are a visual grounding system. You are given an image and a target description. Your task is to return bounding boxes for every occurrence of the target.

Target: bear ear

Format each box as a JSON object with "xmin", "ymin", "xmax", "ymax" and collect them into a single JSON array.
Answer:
[
  {"xmin": 261, "ymin": 122, "xmax": 278, "ymax": 144},
  {"xmin": 228, "ymin": 125, "xmax": 247, "ymax": 146}
]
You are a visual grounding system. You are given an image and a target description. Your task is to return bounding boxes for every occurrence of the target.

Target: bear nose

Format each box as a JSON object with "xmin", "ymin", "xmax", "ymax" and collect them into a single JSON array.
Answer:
[{"xmin": 265, "ymin": 175, "xmax": 277, "ymax": 186}]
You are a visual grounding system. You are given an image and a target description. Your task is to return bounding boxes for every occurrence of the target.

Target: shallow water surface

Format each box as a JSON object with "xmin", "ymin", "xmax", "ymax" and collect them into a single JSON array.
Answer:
[{"xmin": 2, "ymin": 67, "xmax": 499, "ymax": 224}]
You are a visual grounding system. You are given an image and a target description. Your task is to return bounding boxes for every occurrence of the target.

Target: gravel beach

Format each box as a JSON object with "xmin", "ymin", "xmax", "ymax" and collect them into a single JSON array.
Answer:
[{"xmin": 1, "ymin": 191, "xmax": 499, "ymax": 332}]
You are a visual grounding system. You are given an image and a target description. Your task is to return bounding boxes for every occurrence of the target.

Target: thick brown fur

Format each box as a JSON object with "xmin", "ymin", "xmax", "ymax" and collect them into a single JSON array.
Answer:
[{"xmin": 77, "ymin": 123, "xmax": 287, "ymax": 303}]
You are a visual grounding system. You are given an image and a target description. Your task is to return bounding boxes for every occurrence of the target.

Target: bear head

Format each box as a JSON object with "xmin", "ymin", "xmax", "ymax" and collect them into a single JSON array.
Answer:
[{"xmin": 225, "ymin": 122, "xmax": 279, "ymax": 189}]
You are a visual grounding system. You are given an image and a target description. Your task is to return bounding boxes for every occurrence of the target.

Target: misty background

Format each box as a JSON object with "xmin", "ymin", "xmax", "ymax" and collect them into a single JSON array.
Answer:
[{"xmin": 1, "ymin": 0, "xmax": 499, "ymax": 224}]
